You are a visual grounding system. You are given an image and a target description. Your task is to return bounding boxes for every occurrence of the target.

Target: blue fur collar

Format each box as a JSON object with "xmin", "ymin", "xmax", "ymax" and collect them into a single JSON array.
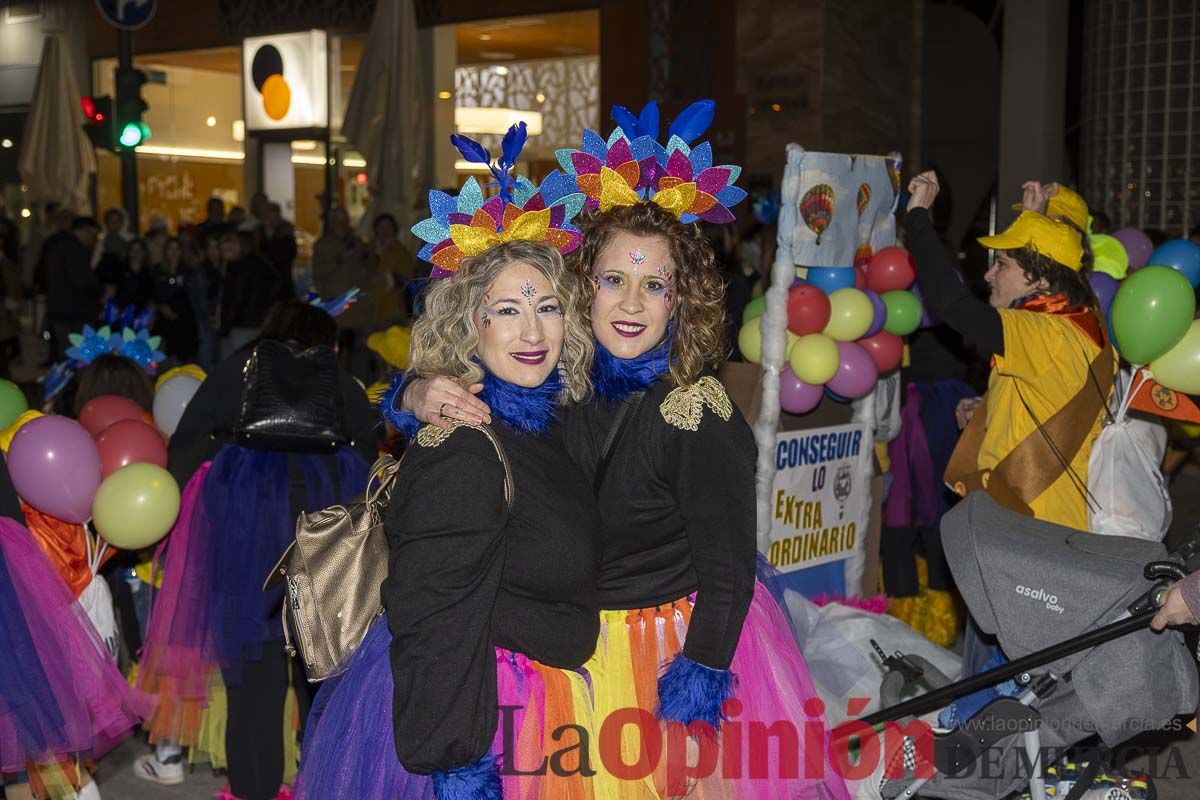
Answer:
[
  {"xmin": 593, "ymin": 339, "xmax": 671, "ymax": 401},
  {"xmin": 480, "ymin": 368, "xmax": 562, "ymax": 435}
]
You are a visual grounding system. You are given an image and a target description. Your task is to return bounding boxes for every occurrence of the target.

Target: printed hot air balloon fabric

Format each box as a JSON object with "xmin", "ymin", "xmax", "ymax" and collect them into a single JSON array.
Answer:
[
  {"xmin": 782, "ymin": 151, "xmax": 899, "ymax": 270},
  {"xmin": 558, "ymin": 99, "xmax": 748, "ymax": 224},
  {"xmin": 801, "ymin": 184, "xmax": 835, "ymax": 245},
  {"xmin": 411, "ymin": 128, "xmax": 587, "ymax": 278},
  {"xmin": 856, "ymin": 183, "xmax": 872, "ymax": 217}
]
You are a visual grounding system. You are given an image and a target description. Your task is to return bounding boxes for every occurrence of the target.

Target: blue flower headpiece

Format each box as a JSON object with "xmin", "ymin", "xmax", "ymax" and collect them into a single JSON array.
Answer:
[{"xmin": 42, "ymin": 323, "xmax": 167, "ymax": 400}]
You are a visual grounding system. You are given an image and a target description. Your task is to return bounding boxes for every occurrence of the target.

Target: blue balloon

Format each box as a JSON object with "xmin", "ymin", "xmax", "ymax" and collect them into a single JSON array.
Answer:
[
  {"xmin": 1147, "ymin": 239, "xmax": 1200, "ymax": 287},
  {"xmin": 806, "ymin": 266, "xmax": 857, "ymax": 295},
  {"xmin": 824, "ymin": 388, "xmax": 850, "ymax": 403}
]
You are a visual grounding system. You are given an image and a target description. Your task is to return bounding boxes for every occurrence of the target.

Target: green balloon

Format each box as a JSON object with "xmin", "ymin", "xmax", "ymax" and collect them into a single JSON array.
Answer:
[
  {"xmin": 0, "ymin": 380, "xmax": 27, "ymax": 430},
  {"xmin": 742, "ymin": 295, "xmax": 766, "ymax": 323},
  {"xmin": 1110, "ymin": 265, "xmax": 1196, "ymax": 365},
  {"xmin": 882, "ymin": 290, "xmax": 922, "ymax": 336},
  {"xmin": 1150, "ymin": 320, "xmax": 1200, "ymax": 394}
]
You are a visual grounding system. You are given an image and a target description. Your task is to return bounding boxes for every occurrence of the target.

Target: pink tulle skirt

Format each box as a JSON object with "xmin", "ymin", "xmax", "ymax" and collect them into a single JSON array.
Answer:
[
  {"xmin": 584, "ymin": 581, "xmax": 852, "ymax": 800},
  {"xmin": 0, "ymin": 517, "xmax": 151, "ymax": 772}
]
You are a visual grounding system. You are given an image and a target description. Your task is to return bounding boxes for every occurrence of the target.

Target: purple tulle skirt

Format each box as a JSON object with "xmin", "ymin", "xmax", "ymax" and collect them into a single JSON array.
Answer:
[
  {"xmin": 295, "ymin": 619, "xmax": 597, "ymax": 800},
  {"xmin": 138, "ymin": 445, "xmax": 369, "ymax": 746},
  {"xmin": 0, "ymin": 518, "xmax": 151, "ymax": 772}
]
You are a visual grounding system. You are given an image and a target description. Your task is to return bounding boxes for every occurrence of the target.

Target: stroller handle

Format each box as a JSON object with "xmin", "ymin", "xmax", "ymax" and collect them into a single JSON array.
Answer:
[{"xmin": 858, "ymin": 609, "xmax": 1159, "ymax": 727}]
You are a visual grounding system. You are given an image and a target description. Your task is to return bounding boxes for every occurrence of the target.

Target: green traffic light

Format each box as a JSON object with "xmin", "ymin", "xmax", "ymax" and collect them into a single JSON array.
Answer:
[{"xmin": 119, "ymin": 122, "xmax": 143, "ymax": 147}]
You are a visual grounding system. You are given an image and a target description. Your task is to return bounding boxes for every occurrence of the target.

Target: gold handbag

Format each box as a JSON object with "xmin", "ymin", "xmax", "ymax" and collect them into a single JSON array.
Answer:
[{"xmin": 264, "ymin": 425, "xmax": 512, "ymax": 682}]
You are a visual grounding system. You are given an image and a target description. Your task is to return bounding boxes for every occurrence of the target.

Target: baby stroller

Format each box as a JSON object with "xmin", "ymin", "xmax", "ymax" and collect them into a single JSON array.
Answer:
[{"xmin": 852, "ymin": 492, "xmax": 1199, "ymax": 800}]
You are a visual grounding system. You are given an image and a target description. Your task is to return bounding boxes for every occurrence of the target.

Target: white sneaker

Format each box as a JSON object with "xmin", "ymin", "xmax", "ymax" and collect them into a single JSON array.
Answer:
[{"xmin": 132, "ymin": 752, "xmax": 186, "ymax": 785}]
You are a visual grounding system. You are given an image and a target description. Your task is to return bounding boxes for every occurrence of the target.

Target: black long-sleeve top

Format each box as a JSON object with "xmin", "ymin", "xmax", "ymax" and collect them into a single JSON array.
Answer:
[
  {"xmin": 904, "ymin": 207, "xmax": 1004, "ymax": 358},
  {"xmin": 562, "ymin": 373, "xmax": 758, "ymax": 670},
  {"xmin": 381, "ymin": 421, "xmax": 600, "ymax": 775},
  {"xmin": 166, "ymin": 345, "xmax": 379, "ymax": 488}
]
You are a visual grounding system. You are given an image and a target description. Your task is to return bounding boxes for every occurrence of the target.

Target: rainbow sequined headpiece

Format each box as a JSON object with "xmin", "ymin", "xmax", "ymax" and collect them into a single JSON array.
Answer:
[
  {"xmin": 412, "ymin": 122, "xmax": 586, "ymax": 277},
  {"xmin": 559, "ymin": 99, "xmax": 746, "ymax": 224}
]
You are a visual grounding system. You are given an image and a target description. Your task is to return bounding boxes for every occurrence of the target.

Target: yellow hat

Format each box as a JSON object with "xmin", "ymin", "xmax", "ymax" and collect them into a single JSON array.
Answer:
[
  {"xmin": 978, "ymin": 211, "xmax": 1085, "ymax": 271},
  {"xmin": 1089, "ymin": 233, "xmax": 1129, "ymax": 280},
  {"xmin": 1045, "ymin": 185, "xmax": 1089, "ymax": 232},
  {"xmin": 1010, "ymin": 183, "xmax": 1090, "ymax": 233},
  {"xmin": 367, "ymin": 326, "xmax": 412, "ymax": 370},
  {"xmin": 0, "ymin": 409, "xmax": 42, "ymax": 453}
]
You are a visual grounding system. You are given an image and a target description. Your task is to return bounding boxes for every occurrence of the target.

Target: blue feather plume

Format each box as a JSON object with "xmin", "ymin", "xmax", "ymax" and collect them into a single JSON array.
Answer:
[
  {"xmin": 611, "ymin": 104, "xmax": 639, "ymax": 140},
  {"xmin": 637, "ymin": 100, "xmax": 660, "ymax": 140},
  {"xmin": 450, "ymin": 133, "xmax": 491, "ymax": 165},
  {"xmin": 667, "ymin": 99, "xmax": 716, "ymax": 145}
]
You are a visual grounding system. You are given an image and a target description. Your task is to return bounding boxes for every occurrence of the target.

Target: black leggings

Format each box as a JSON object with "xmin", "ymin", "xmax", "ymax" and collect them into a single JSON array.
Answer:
[
  {"xmin": 880, "ymin": 525, "xmax": 954, "ymax": 597},
  {"xmin": 224, "ymin": 645, "xmax": 316, "ymax": 800}
]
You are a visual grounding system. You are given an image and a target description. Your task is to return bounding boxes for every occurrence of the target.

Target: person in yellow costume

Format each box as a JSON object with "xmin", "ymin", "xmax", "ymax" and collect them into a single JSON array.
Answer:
[{"xmin": 907, "ymin": 172, "xmax": 1114, "ymax": 530}]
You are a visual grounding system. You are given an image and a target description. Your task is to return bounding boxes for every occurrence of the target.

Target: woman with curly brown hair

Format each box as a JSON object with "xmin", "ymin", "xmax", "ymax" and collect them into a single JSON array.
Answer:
[{"xmin": 401, "ymin": 102, "xmax": 849, "ymax": 800}]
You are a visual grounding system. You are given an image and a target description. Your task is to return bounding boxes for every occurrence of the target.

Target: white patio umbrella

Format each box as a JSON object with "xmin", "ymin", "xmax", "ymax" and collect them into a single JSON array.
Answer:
[
  {"xmin": 18, "ymin": 33, "xmax": 96, "ymax": 214},
  {"xmin": 342, "ymin": 0, "xmax": 428, "ymax": 233}
]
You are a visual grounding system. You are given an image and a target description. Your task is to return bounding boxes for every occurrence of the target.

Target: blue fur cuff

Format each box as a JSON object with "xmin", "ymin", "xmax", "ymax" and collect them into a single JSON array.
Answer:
[
  {"xmin": 655, "ymin": 653, "xmax": 736, "ymax": 730},
  {"xmin": 380, "ymin": 370, "xmax": 422, "ymax": 441},
  {"xmin": 431, "ymin": 753, "xmax": 502, "ymax": 800}
]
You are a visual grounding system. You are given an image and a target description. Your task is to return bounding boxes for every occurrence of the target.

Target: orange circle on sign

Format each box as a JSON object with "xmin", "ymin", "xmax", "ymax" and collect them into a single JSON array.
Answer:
[{"xmin": 262, "ymin": 74, "xmax": 291, "ymax": 121}]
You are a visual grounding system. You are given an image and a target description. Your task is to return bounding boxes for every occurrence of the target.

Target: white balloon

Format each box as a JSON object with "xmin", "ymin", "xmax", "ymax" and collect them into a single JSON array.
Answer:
[{"xmin": 153, "ymin": 375, "xmax": 202, "ymax": 437}]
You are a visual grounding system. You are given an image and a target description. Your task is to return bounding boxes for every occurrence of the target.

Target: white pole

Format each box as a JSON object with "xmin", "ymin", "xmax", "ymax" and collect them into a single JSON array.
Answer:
[{"xmin": 754, "ymin": 144, "xmax": 804, "ymax": 554}]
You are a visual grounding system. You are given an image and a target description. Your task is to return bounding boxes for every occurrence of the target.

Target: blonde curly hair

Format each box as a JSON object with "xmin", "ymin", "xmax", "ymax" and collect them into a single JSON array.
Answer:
[{"xmin": 410, "ymin": 240, "xmax": 593, "ymax": 403}]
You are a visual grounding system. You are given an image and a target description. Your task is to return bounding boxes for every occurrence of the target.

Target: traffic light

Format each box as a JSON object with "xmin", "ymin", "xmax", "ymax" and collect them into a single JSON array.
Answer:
[
  {"xmin": 81, "ymin": 95, "xmax": 114, "ymax": 151},
  {"xmin": 114, "ymin": 65, "xmax": 151, "ymax": 150}
]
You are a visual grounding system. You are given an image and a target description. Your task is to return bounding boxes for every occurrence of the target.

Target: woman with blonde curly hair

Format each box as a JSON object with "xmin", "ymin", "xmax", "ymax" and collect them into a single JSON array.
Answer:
[
  {"xmin": 403, "ymin": 104, "xmax": 849, "ymax": 799},
  {"xmin": 295, "ymin": 239, "xmax": 603, "ymax": 800}
]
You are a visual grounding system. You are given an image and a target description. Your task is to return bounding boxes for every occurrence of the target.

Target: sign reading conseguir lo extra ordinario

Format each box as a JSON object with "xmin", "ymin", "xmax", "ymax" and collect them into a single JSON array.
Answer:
[{"xmin": 767, "ymin": 422, "xmax": 872, "ymax": 574}]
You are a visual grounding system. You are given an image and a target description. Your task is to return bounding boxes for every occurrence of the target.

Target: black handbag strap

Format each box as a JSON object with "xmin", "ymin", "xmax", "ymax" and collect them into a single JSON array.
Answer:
[{"xmin": 594, "ymin": 392, "xmax": 646, "ymax": 495}]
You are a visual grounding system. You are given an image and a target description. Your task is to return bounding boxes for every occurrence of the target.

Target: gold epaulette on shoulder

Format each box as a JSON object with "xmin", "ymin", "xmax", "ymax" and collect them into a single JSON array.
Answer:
[
  {"xmin": 416, "ymin": 420, "xmax": 464, "ymax": 448},
  {"xmin": 659, "ymin": 376, "xmax": 733, "ymax": 431}
]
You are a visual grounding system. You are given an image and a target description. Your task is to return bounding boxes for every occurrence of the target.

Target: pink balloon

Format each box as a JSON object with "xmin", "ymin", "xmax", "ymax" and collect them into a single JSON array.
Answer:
[
  {"xmin": 1113, "ymin": 227, "xmax": 1154, "ymax": 270},
  {"xmin": 780, "ymin": 366, "xmax": 823, "ymax": 414},
  {"xmin": 826, "ymin": 342, "xmax": 879, "ymax": 399},
  {"xmin": 8, "ymin": 415, "xmax": 102, "ymax": 523}
]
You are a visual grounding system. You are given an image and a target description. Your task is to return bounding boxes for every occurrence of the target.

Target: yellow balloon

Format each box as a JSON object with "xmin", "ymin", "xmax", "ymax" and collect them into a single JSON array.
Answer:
[
  {"xmin": 788, "ymin": 333, "xmax": 839, "ymax": 384},
  {"xmin": 785, "ymin": 330, "xmax": 799, "ymax": 358},
  {"xmin": 262, "ymin": 74, "xmax": 292, "ymax": 121},
  {"xmin": 92, "ymin": 463, "xmax": 181, "ymax": 550},
  {"xmin": 738, "ymin": 319, "xmax": 763, "ymax": 364},
  {"xmin": 795, "ymin": 267, "xmax": 809, "ymax": 281},
  {"xmin": 0, "ymin": 409, "xmax": 42, "ymax": 453},
  {"xmin": 823, "ymin": 288, "xmax": 874, "ymax": 342},
  {"xmin": 156, "ymin": 364, "xmax": 206, "ymax": 392},
  {"xmin": 1150, "ymin": 319, "xmax": 1200, "ymax": 395}
]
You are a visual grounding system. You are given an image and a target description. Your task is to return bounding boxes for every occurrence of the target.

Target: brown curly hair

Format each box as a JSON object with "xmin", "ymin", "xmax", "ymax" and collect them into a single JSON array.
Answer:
[{"xmin": 572, "ymin": 203, "xmax": 726, "ymax": 387}]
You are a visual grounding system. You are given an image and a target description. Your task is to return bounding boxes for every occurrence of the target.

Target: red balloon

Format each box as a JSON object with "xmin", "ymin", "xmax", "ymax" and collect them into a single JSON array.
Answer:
[
  {"xmin": 858, "ymin": 330, "xmax": 905, "ymax": 373},
  {"xmin": 866, "ymin": 246, "xmax": 917, "ymax": 293},
  {"xmin": 786, "ymin": 285, "xmax": 832, "ymax": 336},
  {"xmin": 79, "ymin": 395, "xmax": 146, "ymax": 438},
  {"xmin": 95, "ymin": 419, "xmax": 168, "ymax": 478}
]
